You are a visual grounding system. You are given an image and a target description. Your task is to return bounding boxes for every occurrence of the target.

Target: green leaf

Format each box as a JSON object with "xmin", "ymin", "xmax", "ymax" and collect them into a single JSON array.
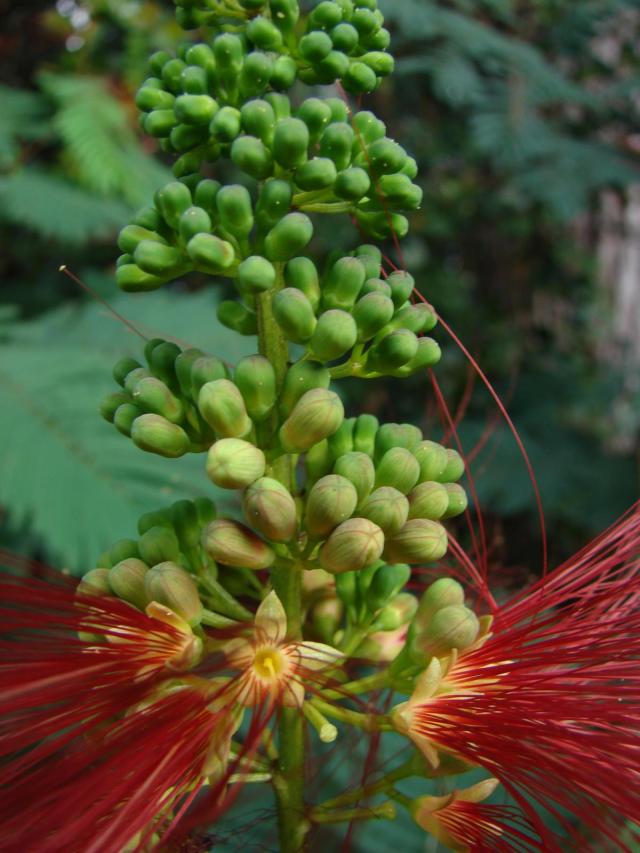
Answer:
[
  {"xmin": 1, "ymin": 290, "xmax": 256, "ymax": 572},
  {"xmin": 0, "ymin": 85, "xmax": 49, "ymax": 170}
]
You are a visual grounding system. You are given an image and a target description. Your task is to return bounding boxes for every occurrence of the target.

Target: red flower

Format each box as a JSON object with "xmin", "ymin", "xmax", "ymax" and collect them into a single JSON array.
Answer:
[{"xmin": 393, "ymin": 508, "xmax": 640, "ymax": 850}]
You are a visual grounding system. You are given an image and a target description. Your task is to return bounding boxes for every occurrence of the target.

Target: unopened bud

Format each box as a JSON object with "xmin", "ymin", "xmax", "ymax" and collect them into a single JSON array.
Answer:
[
  {"xmin": 442, "ymin": 483, "xmax": 468, "ymax": 518},
  {"xmin": 243, "ymin": 477, "xmax": 298, "ymax": 542},
  {"xmin": 198, "ymin": 379, "xmax": 252, "ymax": 438},
  {"xmin": 279, "ymin": 388, "xmax": 344, "ymax": 452},
  {"xmin": 375, "ymin": 447, "xmax": 420, "ymax": 494},
  {"xmin": 144, "ymin": 562, "xmax": 203, "ymax": 626},
  {"xmin": 305, "ymin": 474, "xmax": 358, "ymax": 538},
  {"xmin": 383, "ymin": 519, "xmax": 448, "ymax": 565},
  {"xmin": 413, "ymin": 604, "xmax": 479, "ymax": 659},
  {"xmin": 359, "ymin": 487, "xmax": 409, "ymax": 535},
  {"xmin": 438, "ymin": 449, "xmax": 465, "ymax": 483},
  {"xmin": 138, "ymin": 525, "xmax": 181, "ymax": 567},
  {"xmin": 131, "ymin": 414, "xmax": 190, "ymax": 457},
  {"xmin": 319, "ymin": 518, "xmax": 384, "ymax": 574},
  {"xmin": 371, "ymin": 592, "xmax": 418, "ymax": 631},
  {"xmin": 201, "ymin": 518, "xmax": 275, "ymax": 570},
  {"xmin": 109, "ymin": 558, "xmax": 149, "ymax": 610},
  {"xmin": 77, "ymin": 568, "xmax": 112, "ymax": 596},
  {"xmin": 206, "ymin": 438, "xmax": 265, "ymax": 489},
  {"xmin": 408, "ymin": 481, "xmax": 450, "ymax": 521},
  {"xmin": 366, "ymin": 563, "xmax": 411, "ymax": 612},
  {"xmin": 311, "ymin": 596, "xmax": 344, "ymax": 642},
  {"xmin": 415, "ymin": 577, "xmax": 465, "ymax": 630},
  {"xmin": 413, "ymin": 440, "xmax": 448, "ymax": 482},
  {"xmin": 333, "ymin": 451, "xmax": 376, "ymax": 504}
]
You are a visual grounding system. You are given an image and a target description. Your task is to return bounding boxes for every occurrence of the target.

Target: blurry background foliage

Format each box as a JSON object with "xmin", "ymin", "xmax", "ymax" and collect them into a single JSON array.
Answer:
[{"xmin": 1, "ymin": 0, "xmax": 639, "ymax": 587}]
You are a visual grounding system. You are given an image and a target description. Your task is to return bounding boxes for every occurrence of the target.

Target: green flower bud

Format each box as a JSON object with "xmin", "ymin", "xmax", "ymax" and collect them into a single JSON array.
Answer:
[
  {"xmin": 170, "ymin": 499, "xmax": 201, "ymax": 550},
  {"xmin": 356, "ymin": 211, "xmax": 409, "ymax": 241},
  {"xmin": 206, "ymin": 438, "xmax": 266, "ymax": 489},
  {"xmin": 271, "ymin": 55, "xmax": 297, "ymax": 90},
  {"xmin": 194, "ymin": 179, "xmax": 221, "ymax": 217},
  {"xmin": 137, "ymin": 510, "xmax": 173, "ymax": 536},
  {"xmin": 279, "ymin": 388, "xmax": 344, "ymax": 452},
  {"xmin": 352, "ymin": 6, "xmax": 380, "ymax": 34},
  {"xmin": 247, "ymin": 15, "xmax": 283, "ymax": 50},
  {"xmin": 210, "ymin": 106, "xmax": 242, "ymax": 142},
  {"xmin": 383, "ymin": 519, "xmax": 448, "ymax": 564},
  {"xmin": 280, "ymin": 359, "xmax": 330, "ymax": 413},
  {"xmin": 154, "ymin": 181, "xmax": 192, "ymax": 229},
  {"xmin": 322, "ymin": 257, "xmax": 366, "ymax": 312},
  {"xmin": 319, "ymin": 123, "xmax": 354, "ymax": 172},
  {"xmin": 303, "ymin": 440, "xmax": 332, "ymax": 489},
  {"xmin": 144, "ymin": 109, "xmax": 176, "ymax": 138},
  {"xmin": 413, "ymin": 440, "xmax": 448, "ymax": 482},
  {"xmin": 310, "ymin": 1, "xmax": 343, "ymax": 28},
  {"xmin": 161, "ymin": 58, "xmax": 187, "ymax": 92},
  {"xmin": 132, "ymin": 377, "xmax": 184, "ymax": 423},
  {"xmin": 364, "ymin": 26, "xmax": 391, "ymax": 50},
  {"xmin": 327, "ymin": 416, "xmax": 355, "ymax": 458},
  {"xmin": 413, "ymin": 604, "xmax": 479, "ymax": 659},
  {"xmin": 174, "ymin": 94, "xmax": 218, "ymax": 126},
  {"xmin": 78, "ymin": 568, "xmax": 112, "ymax": 595},
  {"xmin": 343, "ymin": 61, "xmax": 377, "ymax": 94},
  {"xmin": 386, "ymin": 270, "xmax": 415, "ymax": 308},
  {"xmin": 374, "ymin": 423, "xmax": 422, "ymax": 460},
  {"xmin": 239, "ymin": 52, "xmax": 274, "ymax": 99},
  {"xmin": 216, "ymin": 184, "xmax": 254, "ymax": 239},
  {"xmin": 392, "ymin": 303, "xmax": 437, "ymax": 335},
  {"xmin": 317, "ymin": 50, "xmax": 349, "ymax": 83},
  {"xmin": 131, "ymin": 414, "xmax": 190, "ymax": 457},
  {"xmin": 243, "ymin": 477, "xmax": 298, "ymax": 543},
  {"xmin": 149, "ymin": 51, "xmax": 171, "ymax": 76},
  {"xmin": 256, "ymin": 178, "xmax": 292, "ymax": 228},
  {"xmin": 361, "ymin": 50, "xmax": 394, "ymax": 76},
  {"xmin": 353, "ymin": 292, "xmax": 395, "ymax": 341},
  {"xmin": 213, "ymin": 33, "xmax": 244, "ymax": 72},
  {"xmin": 198, "ymin": 379, "xmax": 252, "ymax": 438},
  {"xmin": 117, "ymin": 225, "xmax": 166, "ymax": 255},
  {"xmin": 201, "ymin": 518, "xmax": 275, "ymax": 569},
  {"xmin": 194, "ymin": 496, "xmax": 217, "ymax": 525},
  {"xmin": 109, "ymin": 558, "xmax": 149, "ymax": 610},
  {"xmin": 392, "ymin": 338, "xmax": 441, "ymax": 376},
  {"xmin": 241, "ymin": 98, "xmax": 277, "ymax": 143},
  {"xmin": 312, "ymin": 596, "xmax": 344, "ymax": 643},
  {"xmin": 333, "ymin": 451, "xmax": 376, "ymax": 503},
  {"xmin": 442, "ymin": 483, "xmax": 468, "ymax": 518},
  {"xmin": 234, "ymin": 355, "xmax": 277, "ymax": 422},
  {"xmin": 310, "ymin": 309, "xmax": 358, "ymax": 360},
  {"xmin": 438, "ymin": 449, "xmax": 465, "ymax": 483},
  {"xmin": 136, "ymin": 83, "xmax": 175, "ymax": 112},
  {"xmin": 371, "ymin": 592, "xmax": 418, "ymax": 631},
  {"xmin": 217, "ymin": 301, "xmax": 259, "ymax": 336},
  {"xmin": 264, "ymin": 212, "xmax": 314, "ymax": 261},
  {"xmin": 284, "ymin": 257, "xmax": 321, "ymax": 310},
  {"xmin": 269, "ymin": 0, "xmax": 299, "ymax": 31},
  {"xmin": 408, "ymin": 481, "xmax": 449, "ymax": 521},
  {"xmin": 190, "ymin": 355, "xmax": 228, "ymax": 395},
  {"xmin": 237, "ymin": 256, "xmax": 277, "ymax": 294},
  {"xmin": 116, "ymin": 264, "xmax": 165, "ymax": 293},
  {"xmin": 366, "ymin": 563, "xmax": 411, "ymax": 611},
  {"xmin": 367, "ymin": 329, "xmax": 419, "ymax": 373},
  {"xmin": 359, "ymin": 279, "xmax": 389, "ymax": 299},
  {"xmin": 296, "ymin": 97, "xmax": 333, "ymax": 142},
  {"xmin": 319, "ymin": 518, "xmax": 385, "ymax": 574},
  {"xmin": 378, "ymin": 174, "xmax": 422, "ymax": 209},
  {"xmin": 231, "ymin": 135, "xmax": 273, "ymax": 181},
  {"xmin": 186, "ymin": 233, "xmax": 235, "ymax": 271},
  {"xmin": 334, "ymin": 167, "xmax": 371, "ymax": 201},
  {"xmin": 299, "ymin": 30, "xmax": 333, "ymax": 62},
  {"xmin": 330, "ymin": 22, "xmax": 358, "ymax": 52},
  {"xmin": 169, "ymin": 122, "xmax": 209, "ymax": 153},
  {"xmin": 144, "ymin": 561, "xmax": 203, "ymax": 626},
  {"xmin": 273, "ymin": 117, "xmax": 310, "ymax": 168},
  {"xmin": 100, "ymin": 391, "xmax": 131, "ymax": 423},
  {"xmin": 295, "ymin": 157, "xmax": 337, "ymax": 191},
  {"xmin": 138, "ymin": 525, "xmax": 180, "ymax": 566},
  {"xmin": 415, "ymin": 577, "xmax": 465, "ymax": 629},
  {"xmin": 375, "ymin": 447, "xmax": 420, "ymax": 494},
  {"xmin": 273, "ymin": 288, "xmax": 317, "ymax": 343},
  {"xmin": 180, "ymin": 66, "xmax": 208, "ymax": 96},
  {"xmin": 305, "ymin": 474, "xmax": 358, "ymax": 538},
  {"xmin": 359, "ymin": 486, "xmax": 409, "ymax": 535},
  {"xmin": 353, "ymin": 412, "xmax": 379, "ymax": 456},
  {"xmin": 123, "ymin": 367, "xmax": 151, "ymax": 394}
]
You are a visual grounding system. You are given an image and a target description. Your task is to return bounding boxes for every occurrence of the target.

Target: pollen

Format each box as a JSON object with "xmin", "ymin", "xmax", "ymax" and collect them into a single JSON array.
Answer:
[{"xmin": 253, "ymin": 646, "xmax": 286, "ymax": 680}]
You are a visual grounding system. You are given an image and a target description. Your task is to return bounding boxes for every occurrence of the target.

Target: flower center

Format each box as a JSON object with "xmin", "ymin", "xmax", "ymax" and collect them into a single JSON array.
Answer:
[{"xmin": 253, "ymin": 646, "xmax": 285, "ymax": 680}]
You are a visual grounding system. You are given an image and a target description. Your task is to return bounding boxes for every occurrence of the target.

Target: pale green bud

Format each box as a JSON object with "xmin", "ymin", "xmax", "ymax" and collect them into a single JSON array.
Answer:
[
  {"xmin": 304, "ymin": 474, "xmax": 358, "ymax": 538},
  {"xmin": 243, "ymin": 477, "xmax": 298, "ymax": 542},
  {"xmin": 333, "ymin": 451, "xmax": 376, "ymax": 504},
  {"xmin": 359, "ymin": 486, "xmax": 409, "ymax": 535},
  {"xmin": 383, "ymin": 519, "xmax": 448, "ymax": 564},
  {"xmin": 413, "ymin": 440, "xmax": 448, "ymax": 482},
  {"xmin": 279, "ymin": 388, "xmax": 344, "ymax": 452},
  {"xmin": 407, "ymin": 481, "xmax": 449, "ymax": 521},
  {"xmin": 109, "ymin": 558, "xmax": 149, "ymax": 609},
  {"xmin": 77, "ymin": 568, "xmax": 111, "ymax": 596},
  {"xmin": 201, "ymin": 518, "xmax": 275, "ymax": 569},
  {"xmin": 374, "ymin": 447, "xmax": 420, "ymax": 494},
  {"xmin": 412, "ymin": 604, "xmax": 479, "ymax": 659},
  {"xmin": 442, "ymin": 483, "xmax": 468, "ymax": 518},
  {"xmin": 206, "ymin": 438, "xmax": 266, "ymax": 489},
  {"xmin": 198, "ymin": 379, "xmax": 252, "ymax": 438},
  {"xmin": 415, "ymin": 577, "xmax": 465, "ymax": 630},
  {"xmin": 319, "ymin": 517, "xmax": 384, "ymax": 574},
  {"xmin": 144, "ymin": 561, "xmax": 203, "ymax": 626}
]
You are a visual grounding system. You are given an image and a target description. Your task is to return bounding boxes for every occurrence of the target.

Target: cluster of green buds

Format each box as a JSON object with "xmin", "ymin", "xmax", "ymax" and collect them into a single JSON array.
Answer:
[{"xmin": 87, "ymin": 0, "xmax": 496, "ymax": 848}]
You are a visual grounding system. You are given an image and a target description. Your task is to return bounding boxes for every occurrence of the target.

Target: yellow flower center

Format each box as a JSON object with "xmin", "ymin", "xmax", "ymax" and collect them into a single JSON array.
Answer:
[{"xmin": 253, "ymin": 646, "xmax": 286, "ymax": 680}]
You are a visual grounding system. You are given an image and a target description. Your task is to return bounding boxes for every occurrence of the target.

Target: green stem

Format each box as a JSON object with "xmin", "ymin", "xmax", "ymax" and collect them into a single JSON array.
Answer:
[
  {"xmin": 313, "ymin": 758, "xmax": 416, "ymax": 812},
  {"xmin": 311, "ymin": 802, "xmax": 396, "ymax": 824},
  {"xmin": 319, "ymin": 669, "xmax": 390, "ymax": 700},
  {"xmin": 308, "ymin": 697, "xmax": 392, "ymax": 732},
  {"xmin": 255, "ymin": 278, "xmax": 309, "ymax": 853}
]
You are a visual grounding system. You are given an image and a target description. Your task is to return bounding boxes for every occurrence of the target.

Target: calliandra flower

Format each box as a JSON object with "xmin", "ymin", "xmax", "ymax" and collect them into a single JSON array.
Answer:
[
  {"xmin": 223, "ymin": 590, "xmax": 341, "ymax": 706},
  {"xmin": 392, "ymin": 507, "xmax": 640, "ymax": 850},
  {"xmin": 0, "ymin": 684, "xmax": 243, "ymax": 852},
  {"xmin": 0, "ymin": 576, "xmax": 202, "ymax": 780},
  {"xmin": 410, "ymin": 778, "xmax": 540, "ymax": 853}
]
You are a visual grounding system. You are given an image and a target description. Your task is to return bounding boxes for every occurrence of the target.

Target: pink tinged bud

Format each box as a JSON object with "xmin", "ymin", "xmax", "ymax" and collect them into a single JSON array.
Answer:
[
  {"xmin": 319, "ymin": 517, "xmax": 385, "ymax": 574},
  {"xmin": 143, "ymin": 561, "xmax": 203, "ymax": 626},
  {"xmin": 304, "ymin": 474, "xmax": 358, "ymax": 538},
  {"xmin": 108, "ymin": 558, "xmax": 149, "ymax": 610},
  {"xmin": 359, "ymin": 486, "xmax": 409, "ymax": 535},
  {"xmin": 243, "ymin": 476, "xmax": 298, "ymax": 542},
  {"xmin": 201, "ymin": 518, "xmax": 275, "ymax": 569},
  {"xmin": 206, "ymin": 437, "xmax": 266, "ymax": 489},
  {"xmin": 359, "ymin": 625, "xmax": 408, "ymax": 662},
  {"xmin": 383, "ymin": 519, "xmax": 448, "ymax": 564},
  {"xmin": 279, "ymin": 388, "xmax": 344, "ymax": 452}
]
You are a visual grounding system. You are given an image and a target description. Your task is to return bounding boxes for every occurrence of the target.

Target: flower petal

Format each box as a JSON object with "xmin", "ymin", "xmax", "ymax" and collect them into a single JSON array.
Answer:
[
  {"xmin": 294, "ymin": 641, "xmax": 342, "ymax": 671},
  {"xmin": 254, "ymin": 591, "xmax": 287, "ymax": 644}
]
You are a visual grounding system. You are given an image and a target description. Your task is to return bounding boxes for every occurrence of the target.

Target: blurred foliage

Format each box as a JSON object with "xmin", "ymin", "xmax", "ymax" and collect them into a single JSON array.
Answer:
[{"xmin": 1, "ymin": 0, "xmax": 639, "ymax": 583}]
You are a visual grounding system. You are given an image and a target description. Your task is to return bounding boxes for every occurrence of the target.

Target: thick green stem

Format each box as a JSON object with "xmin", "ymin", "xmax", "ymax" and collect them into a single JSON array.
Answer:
[{"xmin": 255, "ymin": 283, "xmax": 309, "ymax": 853}]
